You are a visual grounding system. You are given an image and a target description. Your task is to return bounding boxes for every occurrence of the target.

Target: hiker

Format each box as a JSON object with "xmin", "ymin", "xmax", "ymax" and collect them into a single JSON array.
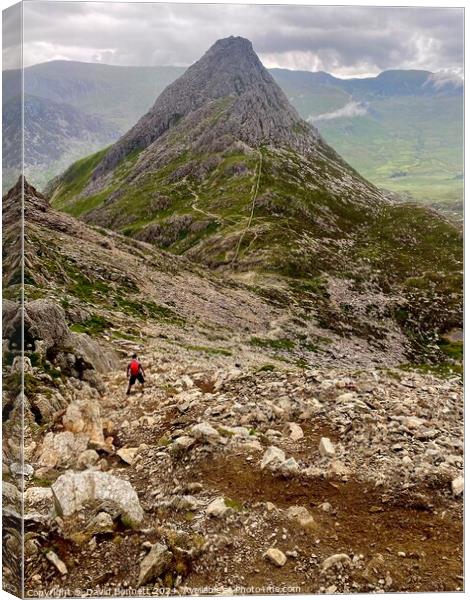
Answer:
[{"xmin": 126, "ymin": 353, "xmax": 145, "ymax": 395}]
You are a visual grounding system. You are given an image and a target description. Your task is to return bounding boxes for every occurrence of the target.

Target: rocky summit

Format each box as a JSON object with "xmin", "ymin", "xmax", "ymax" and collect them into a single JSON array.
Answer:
[{"xmin": 2, "ymin": 35, "xmax": 463, "ymax": 597}]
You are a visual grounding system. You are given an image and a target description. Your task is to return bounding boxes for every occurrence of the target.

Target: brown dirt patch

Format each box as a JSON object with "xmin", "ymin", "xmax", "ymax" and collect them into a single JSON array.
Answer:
[{"xmin": 189, "ymin": 452, "xmax": 463, "ymax": 593}]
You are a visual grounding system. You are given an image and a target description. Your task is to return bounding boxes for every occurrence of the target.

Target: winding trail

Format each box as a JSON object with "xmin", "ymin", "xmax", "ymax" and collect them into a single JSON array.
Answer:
[
  {"xmin": 189, "ymin": 186, "xmax": 227, "ymax": 225},
  {"xmin": 231, "ymin": 149, "xmax": 263, "ymax": 268}
]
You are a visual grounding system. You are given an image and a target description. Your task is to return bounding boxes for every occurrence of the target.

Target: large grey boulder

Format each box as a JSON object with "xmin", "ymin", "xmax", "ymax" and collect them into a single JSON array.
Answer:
[
  {"xmin": 24, "ymin": 300, "xmax": 71, "ymax": 351},
  {"xmin": 62, "ymin": 398, "xmax": 104, "ymax": 445},
  {"xmin": 51, "ymin": 470, "xmax": 144, "ymax": 529},
  {"xmin": 37, "ymin": 431, "xmax": 89, "ymax": 469},
  {"xmin": 71, "ymin": 332, "xmax": 116, "ymax": 374}
]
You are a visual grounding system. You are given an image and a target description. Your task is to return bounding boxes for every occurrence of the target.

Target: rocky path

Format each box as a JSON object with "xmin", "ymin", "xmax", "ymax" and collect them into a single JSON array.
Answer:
[
  {"xmin": 22, "ymin": 351, "xmax": 463, "ymax": 595},
  {"xmin": 231, "ymin": 149, "xmax": 263, "ymax": 267}
]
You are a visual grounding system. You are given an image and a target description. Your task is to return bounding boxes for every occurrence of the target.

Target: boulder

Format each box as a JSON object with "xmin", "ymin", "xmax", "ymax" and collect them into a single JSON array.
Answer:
[
  {"xmin": 46, "ymin": 550, "xmax": 68, "ymax": 575},
  {"xmin": 264, "ymin": 548, "xmax": 287, "ymax": 567},
  {"xmin": 24, "ymin": 487, "xmax": 54, "ymax": 521},
  {"xmin": 285, "ymin": 505, "xmax": 315, "ymax": 527},
  {"xmin": 38, "ymin": 432, "xmax": 89, "ymax": 469},
  {"xmin": 322, "ymin": 553, "xmax": 350, "ymax": 571},
  {"xmin": 451, "ymin": 476, "xmax": 464, "ymax": 496},
  {"xmin": 24, "ymin": 300, "xmax": 71, "ymax": 352},
  {"xmin": 86, "ymin": 511, "xmax": 115, "ymax": 535},
  {"xmin": 278, "ymin": 457, "xmax": 300, "ymax": 476},
  {"xmin": 70, "ymin": 332, "xmax": 116, "ymax": 374},
  {"xmin": 206, "ymin": 497, "xmax": 230, "ymax": 518},
  {"xmin": 137, "ymin": 542, "xmax": 173, "ymax": 586},
  {"xmin": 287, "ymin": 423, "xmax": 304, "ymax": 441},
  {"xmin": 170, "ymin": 436, "xmax": 195, "ymax": 455},
  {"xmin": 117, "ymin": 448, "xmax": 139, "ymax": 465},
  {"xmin": 2, "ymin": 482, "xmax": 21, "ymax": 517},
  {"xmin": 63, "ymin": 399, "xmax": 104, "ymax": 444},
  {"xmin": 51, "ymin": 470, "xmax": 144, "ymax": 528},
  {"xmin": 76, "ymin": 449, "xmax": 100, "ymax": 470},
  {"xmin": 260, "ymin": 446, "xmax": 285, "ymax": 470},
  {"xmin": 191, "ymin": 422, "xmax": 221, "ymax": 444},
  {"xmin": 319, "ymin": 437, "xmax": 335, "ymax": 458}
]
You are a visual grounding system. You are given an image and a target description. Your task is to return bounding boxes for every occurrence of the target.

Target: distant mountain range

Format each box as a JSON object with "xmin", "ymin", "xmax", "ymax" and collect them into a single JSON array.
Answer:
[{"xmin": 2, "ymin": 59, "xmax": 463, "ymax": 211}]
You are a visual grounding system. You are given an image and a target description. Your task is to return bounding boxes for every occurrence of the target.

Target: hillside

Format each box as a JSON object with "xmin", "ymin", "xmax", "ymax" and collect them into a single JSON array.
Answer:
[
  {"xmin": 271, "ymin": 69, "xmax": 463, "ymax": 212},
  {"xmin": 48, "ymin": 37, "xmax": 462, "ymax": 365},
  {"xmin": 2, "ymin": 60, "xmax": 463, "ymax": 208},
  {"xmin": 2, "ymin": 178, "xmax": 463, "ymax": 595},
  {"xmin": 3, "ymin": 93, "xmax": 118, "ymax": 191}
]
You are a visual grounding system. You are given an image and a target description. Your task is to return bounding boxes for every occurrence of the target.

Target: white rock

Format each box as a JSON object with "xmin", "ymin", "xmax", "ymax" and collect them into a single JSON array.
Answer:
[
  {"xmin": 288, "ymin": 423, "xmax": 304, "ymax": 441},
  {"xmin": 63, "ymin": 399, "xmax": 104, "ymax": 444},
  {"xmin": 24, "ymin": 487, "xmax": 54, "ymax": 520},
  {"xmin": 86, "ymin": 511, "xmax": 114, "ymax": 535},
  {"xmin": 451, "ymin": 476, "xmax": 464, "ymax": 496},
  {"xmin": 181, "ymin": 375, "xmax": 194, "ymax": 389},
  {"xmin": 38, "ymin": 432, "xmax": 89, "ymax": 469},
  {"xmin": 264, "ymin": 548, "xmax": 287, "ymax": 567},
  {"xmin": 46, "ymin": 550, "xmax": 68, "ymax": 575},
  {"xmin": 51, "ymin": 470, "xmax": 144, "ymax": 528},
  {"xmin": 278, "ymin": 457, "xmax": 300, "ymax": 476},
  {"xmin": 260, "ymin": 446, "xmax": 285, "ymax": 470},
  {"xmin": 2, "ymin": 482, "xmax": 21, "ymax": 510},
  {"xmin": 76, "ymin": 449, "xmax": 100, "ymax": 469},
  {"xmin": 171, "ymin": 436, "xmax": 196, "ymax": 453},
  {"xmin": 322, "ymin": 553, "xmax": 350, "ymax": 571},
  {"xmin": 319, "ymin": 437, "xmax": 335, "ymax": 458},
  {"xmin": 285, "ymin": 505, "xmax": 314, "ymax": 527},
  {"xmin": 10, "ymin": 462, "xmax": 34, "ymax": 477},
  {"xmin": 137, "ymin": 542, "xmax": 173, "ymax": 586},
  {"xmin": 117, "ymin": 447, "xmax": 139, "ymax": 465},
  {"xmin": 191, "ymin": 422, "xmax": 221, "ymax": 444},
  {"xmin": 206, "ymin": 497, "xmax": 229, "ymax": 517}
]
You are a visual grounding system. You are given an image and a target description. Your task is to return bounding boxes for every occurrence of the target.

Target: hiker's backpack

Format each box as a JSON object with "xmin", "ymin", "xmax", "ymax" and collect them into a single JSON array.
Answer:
[{"xmin": 130, "ymin": 359, "xmax": 140, "ymax": 376}]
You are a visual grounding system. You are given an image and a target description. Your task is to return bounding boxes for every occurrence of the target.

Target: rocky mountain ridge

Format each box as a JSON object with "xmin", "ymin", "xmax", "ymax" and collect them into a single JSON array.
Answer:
[
  {"xmin": 93, "ymin": 37, "xmax": 323, "ymax": 179},
  {"xmin": 47, "ymin": 38, "xmax": 462, "ymax": 366}
]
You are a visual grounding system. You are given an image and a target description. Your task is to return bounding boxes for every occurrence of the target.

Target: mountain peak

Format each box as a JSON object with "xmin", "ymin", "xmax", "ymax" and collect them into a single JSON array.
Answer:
[
  {"xmin": 92, "ymin": 37, "xmax": 320, "ymax": 178},
  {"xmin": 208, "ymin": 35, "xmax": 254, "ymax": 53}
]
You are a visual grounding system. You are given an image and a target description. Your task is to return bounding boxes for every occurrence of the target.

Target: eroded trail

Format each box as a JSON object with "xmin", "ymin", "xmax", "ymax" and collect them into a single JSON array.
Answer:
[{"xmin": 25, "ymin": 350, "xmax": 463, "ymax": 595}]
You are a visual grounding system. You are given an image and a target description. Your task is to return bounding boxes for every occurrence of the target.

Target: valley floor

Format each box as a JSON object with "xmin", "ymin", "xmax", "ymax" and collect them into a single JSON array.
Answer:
[{"xmin": 23, "ymin": 343, "xmax": 463, "ymax": 595}]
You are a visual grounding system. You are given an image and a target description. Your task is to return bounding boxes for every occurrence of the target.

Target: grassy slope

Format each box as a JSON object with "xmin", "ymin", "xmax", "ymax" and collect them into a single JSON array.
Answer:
[{"xmin": 48, "ymin": 128, "xmax": 462, "ymax": 370}]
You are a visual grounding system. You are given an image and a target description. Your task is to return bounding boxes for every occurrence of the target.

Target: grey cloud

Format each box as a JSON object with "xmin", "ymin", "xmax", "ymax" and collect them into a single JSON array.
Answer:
[{"xmin": 3, "ymin": 2, "xmax": 463, "ymax": 76}]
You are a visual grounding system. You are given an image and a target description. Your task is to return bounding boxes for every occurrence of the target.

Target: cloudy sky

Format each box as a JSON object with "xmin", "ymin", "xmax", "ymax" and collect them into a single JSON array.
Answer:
[{"xmin": 4, "ymin": 1, "xmax": 465, "ymax": 78}]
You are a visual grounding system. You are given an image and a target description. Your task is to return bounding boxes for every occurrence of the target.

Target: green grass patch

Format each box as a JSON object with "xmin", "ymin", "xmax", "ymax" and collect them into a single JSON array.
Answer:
[
  {"xmin": 250, "ymin": 337, "xmax": 295, "ymax": 350},
  {"xmin": 70, "ymin": 314, "xmax": 110, "ymax": 336},
  {"xmin": 224, "ymin": 497, "xmax": 244, "ymax": 511},
  {"xmin": 437, "ymin": 339, "xmax": 463, "ymax": 362}
]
